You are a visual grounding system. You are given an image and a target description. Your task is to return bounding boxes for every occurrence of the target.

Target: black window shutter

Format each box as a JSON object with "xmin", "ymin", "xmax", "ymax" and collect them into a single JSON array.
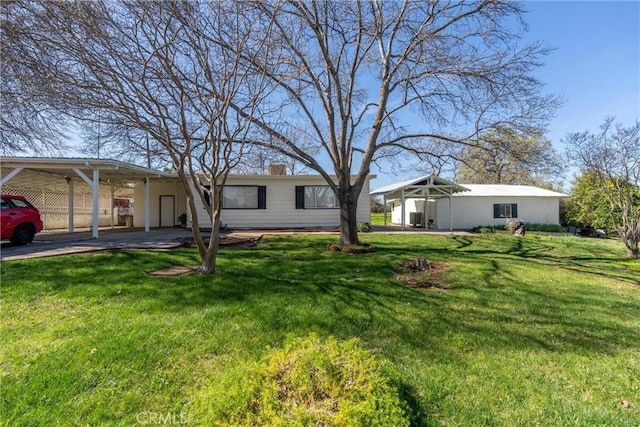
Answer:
[
  {"xmin": 295, "ymin": 186, "xmax": 305, "ymax": 209},
  {"xmin": 258, "ymin": 186, "xmax": 267, "ymax": 209},
  {"xmin": 511, "ymin": 204, "xmax": 518, "ymax": 218},
  {"xmin": 493, "ymin": 204, "xmax": 500, "ymax": 218},
  {"xmin": 203, "ymin": 185, "xmax": 211, "ymax": 207}
]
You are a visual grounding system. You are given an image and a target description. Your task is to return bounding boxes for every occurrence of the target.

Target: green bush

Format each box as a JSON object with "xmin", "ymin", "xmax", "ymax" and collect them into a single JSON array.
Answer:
[
  {"xmin": 357, "ymin": 222, "xmax": 372, "ymax": 232},
  {"xmin": 526, "ymin": 223, "xmax": 566, "ymax": 233},
  {"xmin": 190, "ymin": 334, "xmax": 409, "ymax": 426}
]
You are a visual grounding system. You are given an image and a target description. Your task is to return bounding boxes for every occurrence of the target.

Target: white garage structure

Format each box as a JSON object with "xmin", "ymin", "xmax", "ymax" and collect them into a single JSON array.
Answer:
[{"xmin": 371, "ymin": 175, "xmax": 567, "ymax": 230}]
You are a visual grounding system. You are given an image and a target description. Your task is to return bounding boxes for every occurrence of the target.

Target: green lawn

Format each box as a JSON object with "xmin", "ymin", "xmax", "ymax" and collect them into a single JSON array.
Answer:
[
  {"xmin": 370, "ymin": 211, "xmax": 391, "ymax": 225},
  {"xmin": 1, "ymin": 234, "xmax": 639, "ymax": 426}
]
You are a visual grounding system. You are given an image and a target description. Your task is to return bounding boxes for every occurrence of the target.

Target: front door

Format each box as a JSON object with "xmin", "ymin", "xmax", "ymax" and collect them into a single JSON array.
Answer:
[{"xmin": 159, "ymin": 195, "xmax": 175, "ymax": 227}]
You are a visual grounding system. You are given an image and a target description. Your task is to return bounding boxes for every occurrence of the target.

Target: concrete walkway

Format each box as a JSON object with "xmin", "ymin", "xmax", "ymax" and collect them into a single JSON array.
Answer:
[{"xmin": 1, "ymin": 228, "xmax": 194, "ymax": 261}]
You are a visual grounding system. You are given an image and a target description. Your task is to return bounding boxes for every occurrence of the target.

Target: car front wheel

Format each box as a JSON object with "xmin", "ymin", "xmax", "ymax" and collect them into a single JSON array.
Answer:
[{"xmin": 10, "ymin": 224, "xmax": 35, "ymax": 245}]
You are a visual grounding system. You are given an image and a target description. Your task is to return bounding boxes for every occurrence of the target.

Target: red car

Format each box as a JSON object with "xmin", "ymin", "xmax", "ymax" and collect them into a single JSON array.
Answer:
[{"xmin": 1, "ymin": 194, "xmax": 44, "ymax": 245}]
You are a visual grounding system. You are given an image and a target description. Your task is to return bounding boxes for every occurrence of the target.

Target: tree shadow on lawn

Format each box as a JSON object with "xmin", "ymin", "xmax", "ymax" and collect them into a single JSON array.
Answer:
[{"xmin": 4, "ymin": 240, "xmax": 638, "ymax": 360}]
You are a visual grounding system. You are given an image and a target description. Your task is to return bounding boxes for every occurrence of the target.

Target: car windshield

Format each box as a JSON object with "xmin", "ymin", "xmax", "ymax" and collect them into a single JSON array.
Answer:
[{"xmin": 8, "ymin": 198, "xmax": 31, "ymax": 208}]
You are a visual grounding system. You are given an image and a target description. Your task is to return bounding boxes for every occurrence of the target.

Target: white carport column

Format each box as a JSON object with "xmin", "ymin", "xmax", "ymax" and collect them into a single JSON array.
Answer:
[
  {"xmin": 109, "ymin": 183, "xmax": 115, "ymax": 229},
  {"xmin": 72, "ymin": 167, "xmax": 100, "ymax": 238},
  {"xmin": 400, "ymin": 189, "xmax": 406, "ymax": 231},
  {"xmin": 67, "ymin": 177, "xmax": 74, "ymax": 232},
  {"xmin": 144, "ymin": 177, "xmax": 150, "ymax": 232},
  {"xmin": 383, "ymin": 195, "xmax": 388, "ymax": 227},
  {"xmin": 449, "ymin": 194, "xmax": 453, "ymax": 232},
  {"xmin": 92, "ymin": 168, "xmax": 100, "ymax": 238}
]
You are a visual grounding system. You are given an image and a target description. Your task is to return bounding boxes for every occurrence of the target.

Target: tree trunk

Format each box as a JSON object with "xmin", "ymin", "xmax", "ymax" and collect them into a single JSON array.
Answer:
[
  {"xmin": 338, "ymin": 190, "xmax": 360, "ymax": 246},
  {"xmin": 200, "ymin": 225, "xmax": 220, "ymax": 274},
  {"xmin": 199, "ymin": 202, "xmax": 222, "ymax": 274},
  {"xmin": 618, "ymin": 226, "xmax": 639, "ymax": 259}
]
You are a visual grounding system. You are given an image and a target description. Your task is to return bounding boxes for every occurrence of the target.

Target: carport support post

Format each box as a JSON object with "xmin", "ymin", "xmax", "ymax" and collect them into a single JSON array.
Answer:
[
  {"xmin": 109, "ymin": 183, "xmax": 115, "ymax": 229},
  {"xmin": 67, "ymin": 177, "xmax": 74, "ymax": 233},
  {"xmin": 92, "ymin": 168, "xmax": 99, "ymax": 239},
  {"xmin": 401, "ymin": 189, "xmax": 406, "ymax": 231},
  {"xmin": 144, "ymin": 177, "xmax": 150, "ymax": 232},
  {"xmin": 449, "ymin": 194, "xmax": 453, "ymax": 232},
  {"xmin": 383, "ymin": 195, "xmax": 387, "ymax": 227}
]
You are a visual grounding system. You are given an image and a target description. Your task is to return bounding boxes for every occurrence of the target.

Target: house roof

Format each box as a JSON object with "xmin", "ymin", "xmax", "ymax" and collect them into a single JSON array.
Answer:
[
  {"xmin": 1, "ymin": 156, "xmax": 376, "ymax": 194},
  {"xmin": 454, "ymin": 184, "xmax": 568, "ymax": 198},
  {"xmin": 370, "ymin": 175, "xmax": 470, "ymax": 198}
]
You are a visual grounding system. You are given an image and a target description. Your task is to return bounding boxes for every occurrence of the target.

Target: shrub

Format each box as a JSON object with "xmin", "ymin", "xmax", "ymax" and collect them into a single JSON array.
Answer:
[
  {"xmin": 526, "ymin": 223, "xmax": 566, "ymax": 233},
  {"xmin": 357, "ymin": 222, "xmax": 372, "ymax": 232},
  {"xmin": 471, "ymin": 223, "xmax": 565, "ymax": 233},
  {"xmin": 190, "ymin": 334, "xmax": 409, "ymax": 426}
]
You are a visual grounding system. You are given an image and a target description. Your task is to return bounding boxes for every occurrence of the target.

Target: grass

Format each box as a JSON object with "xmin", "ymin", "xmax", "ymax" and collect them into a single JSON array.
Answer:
[
  {"xmin": 371, "ymin": 211, "xmax": 391, "ymax": 225},
  {"xmin": 1, "ymin": 234, "xmax": 639, "ymax": 426}
]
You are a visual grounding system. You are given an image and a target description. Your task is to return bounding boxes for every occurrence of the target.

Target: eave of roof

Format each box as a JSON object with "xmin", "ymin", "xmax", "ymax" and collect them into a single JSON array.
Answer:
[{"xmin": 370, "ymin": 174, "xmax": 469, "ymax": 196}]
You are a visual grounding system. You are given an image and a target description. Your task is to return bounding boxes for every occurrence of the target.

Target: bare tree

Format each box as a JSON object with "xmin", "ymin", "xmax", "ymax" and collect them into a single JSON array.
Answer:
[
  {"xmin": 22, "ymin": 0, "xmax": 270, "ymax": 273},
  {"xmin": 0, "ymin": 0, "xmax": 71, "ymax": 154},
  {"xmin": 565, "ymin": 118, "xmax": 640, "ymax": 258},
  {"xmin": 234, "ymin": 129, "xmax": 320, "ymax": 175},
  {"xmin": 223, "ymin": 0, "xmax": 559, "ymax": 245}
]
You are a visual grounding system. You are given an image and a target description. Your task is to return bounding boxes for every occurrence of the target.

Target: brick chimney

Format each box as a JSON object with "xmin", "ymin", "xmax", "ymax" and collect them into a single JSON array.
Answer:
[{"xmin": 268, "ymin": 164, "xmax": 287, "ymax": 175}]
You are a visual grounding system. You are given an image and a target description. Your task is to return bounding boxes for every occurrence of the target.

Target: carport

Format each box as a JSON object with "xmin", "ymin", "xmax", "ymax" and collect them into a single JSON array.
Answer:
[
  {"xmin": 370, "ymin": 175, "xmax": 469, "ymax": 231},
  {"xmin": 1, "ymin": 157, "xmax": 179, "ymax": 238}
]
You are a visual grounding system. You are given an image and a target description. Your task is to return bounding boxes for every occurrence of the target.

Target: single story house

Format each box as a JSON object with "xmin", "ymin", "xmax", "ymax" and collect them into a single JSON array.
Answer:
[
  {"xmin": 371, "ymin": 175, "xmax": 567, "ymax": 230},
  {"xmin": 1, "ymin": 157, "xmax": 372, "ymax": 237},
  {"xmin": 187, "ymin": 174, "xmax": 372, "ymax": 229}
]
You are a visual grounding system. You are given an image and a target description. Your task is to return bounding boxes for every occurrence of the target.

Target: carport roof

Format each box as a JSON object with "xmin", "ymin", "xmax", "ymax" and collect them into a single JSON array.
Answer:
[
  {"xmin": 1, "ymin": 157, "xmax": 177, "ymax": 193},
  {"xmin": 370, "ymin": 175, "xmax": 469, "ymax": 199}
]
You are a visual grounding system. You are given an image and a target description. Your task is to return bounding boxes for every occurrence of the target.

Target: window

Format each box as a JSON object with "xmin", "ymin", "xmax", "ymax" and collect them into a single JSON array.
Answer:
[
  {"xmin": 223, "ymin": 186, "xmax": 258, "ymax": 209},
  {"xmin": 295, "ymin": 186, "xmax": 338, "ymax": 209},
  {"xmin": 204, "ymin": 185, "xmax": 266, "ymax": 209},
  {"xmin": 493, "ymin": 203, "xmax": 518, "ymax": 218}
]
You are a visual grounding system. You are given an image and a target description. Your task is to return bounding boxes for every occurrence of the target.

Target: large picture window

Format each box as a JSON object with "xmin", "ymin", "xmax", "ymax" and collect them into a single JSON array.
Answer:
[
  {"xmin": 295, "ymin": 186, "xmax": 338, "ymax": 209},
  {"xmin": 493, "ymin": 203, "xmax": 518, "ymax": 218},
  {"xmin": 204, "ymin": 185, "xmax": 266, "ymax": 209}
]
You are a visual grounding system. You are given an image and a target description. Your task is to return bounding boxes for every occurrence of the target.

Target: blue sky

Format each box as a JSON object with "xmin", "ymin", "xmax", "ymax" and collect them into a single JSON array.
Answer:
[
  {"xmin": 372, "ymin": 0, "xmax": 640, "ymax": 190},
  {"xmin": 525, "ymin": 1, "xmax": 639, "ymax": 146}
]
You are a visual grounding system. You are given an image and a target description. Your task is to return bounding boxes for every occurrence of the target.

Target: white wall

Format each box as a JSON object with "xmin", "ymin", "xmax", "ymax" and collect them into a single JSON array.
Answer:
[
  {"xmin": 133, "ymin": 179, "xmax": 185, "ymax": 228},
  {"xmin": 447, "ymin": 196, "xmax": 561, "ymax": 229},
  {"xmin": 394, "ymin": 196, "xmax": 561, "ymax": 229},
  {"xmin": 189, "ymin": 175, "xmax": 372, "ymax": 229}
]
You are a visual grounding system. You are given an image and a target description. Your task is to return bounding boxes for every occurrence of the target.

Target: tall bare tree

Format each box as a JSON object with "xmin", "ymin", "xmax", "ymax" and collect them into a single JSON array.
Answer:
[
  {"xmin": 0, "ymin": 0, "xmax": 70, "ymax": 154},
  {"xmin": 223, "ymin": 0, "xmax": 559, "ymax": 245},
  {"xmin": 565, "ymin": 118, "xmax": 640, "ymax": 258},
  {"xmin": 21, "ymin": 0, "xmax": 271, "ymax": 273}
]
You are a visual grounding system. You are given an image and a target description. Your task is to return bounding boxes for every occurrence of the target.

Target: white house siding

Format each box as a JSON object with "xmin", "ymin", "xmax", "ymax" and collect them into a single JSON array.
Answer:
[
  {"xmin": 390, "ymin": 194, "xmax": 563, "ymax": 230},
  {"xmin": 133, "ymin": 179, "xmax": 185, "ymax": 228},
  {"xmin": 189, "ymin": 175, "xmax": 372, "ymax": 229},
  {"xmin": 443, "ymin": 196, "xmax": 561, "ymax": 230}
]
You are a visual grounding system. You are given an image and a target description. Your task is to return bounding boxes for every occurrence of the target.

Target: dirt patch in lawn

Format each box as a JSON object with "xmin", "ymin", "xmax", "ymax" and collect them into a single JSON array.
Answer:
[
  {"xmin": 396, "ymin": 257, "xmax": 451, "ymax": 291},
  {"xmin": 149, "ymin": 265, "xmax": 201, "ymax": 276}
]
